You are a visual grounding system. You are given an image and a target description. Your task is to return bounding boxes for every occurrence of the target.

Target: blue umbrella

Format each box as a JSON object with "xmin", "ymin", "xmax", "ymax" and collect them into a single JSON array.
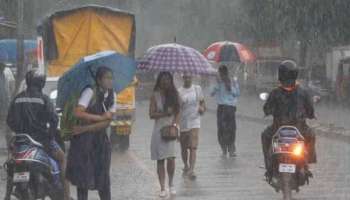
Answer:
[
  {"xmin": 56, "ymin": 51, "xmax": 136, "ymax": 108},
  {"xmin": 0, "ymin": 39, "xmax": 37, "ymax": 63}
]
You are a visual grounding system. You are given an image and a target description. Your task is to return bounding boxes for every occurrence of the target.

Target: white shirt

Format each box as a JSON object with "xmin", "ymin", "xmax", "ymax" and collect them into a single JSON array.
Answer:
[
  {"xmin": 3, "ymin": 67, "xmax": 15, "ymax": 93},
  {"xmin": 78, "ymin": 88, "xmax": 117, "ymax": 113},
  {"xmin": 178, "ymin": 85, "xmax": 204, "ymax": 131},
  {"xmin": 0, "ymin": 67, "xmax": 14, "ymax": 117}
]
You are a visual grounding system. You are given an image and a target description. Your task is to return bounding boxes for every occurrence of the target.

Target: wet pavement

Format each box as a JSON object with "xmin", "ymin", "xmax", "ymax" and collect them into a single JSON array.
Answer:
[
  {"xmin": 0, "ymin": 93, "xmax": 349, "ymax": 199},
  {"xmin": 106, "ymin": 100, "xmax": 350, "ymax": 200}
]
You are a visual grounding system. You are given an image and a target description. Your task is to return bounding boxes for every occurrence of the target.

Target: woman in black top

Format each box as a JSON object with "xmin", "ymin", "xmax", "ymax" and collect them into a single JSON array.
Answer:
[{"xmin": 66, "ymin": 66, "xmax": 117, "ymax": 200}]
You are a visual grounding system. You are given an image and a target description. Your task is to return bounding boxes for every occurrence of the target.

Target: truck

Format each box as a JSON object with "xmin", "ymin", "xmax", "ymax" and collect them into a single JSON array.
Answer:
[{"xmin": 38, "ymin": 5, "xmax": 137, "ymax": 151}]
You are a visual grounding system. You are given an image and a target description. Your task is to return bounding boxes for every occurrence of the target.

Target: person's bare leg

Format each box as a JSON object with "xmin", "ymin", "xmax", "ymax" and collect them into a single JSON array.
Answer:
[
  {"xmin": 181, "ymin": 149, "xmax": 189, "ymax": 171},
  {"xmin": 189, "ymin": 148, "xmax": 197, "ymax": 173},
  {"xmin": 180, "ymin": 135, "xmax": 189, "ymax": 172},
  {"xmin": 52, "ymin": 149, "xmax": 70, "ymax": 200},
  {"xmin": 167, "ymin": 158, "xmax": 175, "ymax": 187},
  {"xmin": 189, "ymin": 129, "xmax": 199, "ymax": 174},
  {"xmin": 157, "ymin": 160, "xmax": 166, "ymax": 191}
]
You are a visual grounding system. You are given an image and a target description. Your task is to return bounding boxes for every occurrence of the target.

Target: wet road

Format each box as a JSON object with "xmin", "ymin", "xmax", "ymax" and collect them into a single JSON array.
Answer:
[
  {"xmin": 0, "ymin": 94, "xmax": 349, "ymax": 199},
  {"xmin": 91, "ymin": 100, "xmax": 350, "ymax": 200}
]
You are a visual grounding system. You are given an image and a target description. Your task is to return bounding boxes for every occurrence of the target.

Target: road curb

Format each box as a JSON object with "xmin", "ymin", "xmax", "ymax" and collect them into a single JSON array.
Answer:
[
  {"xmin": 136, "ymin": 99, "xmax": 350, "ymax": 141},
  {"xmin": 310, "ymin": 123, "xmax": 350, "ymax": 143},
  {"xmin": 206, "ymin": 107, "xmax": 350, "ymax": 142}
]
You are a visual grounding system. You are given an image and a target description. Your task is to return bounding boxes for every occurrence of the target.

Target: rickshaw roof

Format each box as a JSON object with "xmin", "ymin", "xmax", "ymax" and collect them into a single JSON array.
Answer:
[
  {"xmin": 41, "ymin": 4, "xmax": 135, "ymax": 20},
  {"xmin": 37, "ymin": 4, "xmax": 136, "ymax": 76}
]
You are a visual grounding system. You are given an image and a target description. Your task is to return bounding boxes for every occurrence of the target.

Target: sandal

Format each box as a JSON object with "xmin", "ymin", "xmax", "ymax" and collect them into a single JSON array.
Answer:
[
  {"xmin": 182, "ymin": 167, "xmax": 190, "ymax": 174},
  {"xmin": 187, "ymin": 171, "xmax": 197, "ymax": 180}
]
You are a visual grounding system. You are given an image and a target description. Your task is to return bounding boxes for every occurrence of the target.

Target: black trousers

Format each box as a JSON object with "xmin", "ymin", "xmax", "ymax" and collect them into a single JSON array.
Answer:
[
  {"xmin": 261, "ymin": 124, "xmax": 317, "ymax": 171},
  {"xmin": 217, "ymin": 105, "xmax": 237, "ymax": 155},
  {"xmin": 77, "ymin": 187, "xmax": 111, "ymax": 200}
]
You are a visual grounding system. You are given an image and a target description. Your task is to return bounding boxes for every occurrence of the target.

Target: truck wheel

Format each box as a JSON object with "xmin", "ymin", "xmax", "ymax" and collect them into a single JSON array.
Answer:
[
  {"xmin": 119, "ymin": 135, "xmax": 130, "ymax": 152},
  {"xmin": 110, "ymin": 134, "xmax": 130, "ymax": 152}
]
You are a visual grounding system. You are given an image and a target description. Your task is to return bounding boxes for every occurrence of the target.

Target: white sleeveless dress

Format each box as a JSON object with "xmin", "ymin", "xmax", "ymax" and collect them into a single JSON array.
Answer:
[{"xmin": 150, "ymin": 92, "xmax": 177, "ymax": 160}]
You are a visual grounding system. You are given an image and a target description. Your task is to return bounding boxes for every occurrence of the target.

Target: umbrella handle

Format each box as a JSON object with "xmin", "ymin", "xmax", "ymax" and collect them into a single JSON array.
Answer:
[{"xmin": 102, "ymin": 103, "xmax": 107, "ymax": 112}]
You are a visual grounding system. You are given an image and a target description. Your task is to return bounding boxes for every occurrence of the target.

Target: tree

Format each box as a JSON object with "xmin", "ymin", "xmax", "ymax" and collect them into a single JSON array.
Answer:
[{"xmin": 238, "ymin": 0, "xmax": 350, "ymax": 67}]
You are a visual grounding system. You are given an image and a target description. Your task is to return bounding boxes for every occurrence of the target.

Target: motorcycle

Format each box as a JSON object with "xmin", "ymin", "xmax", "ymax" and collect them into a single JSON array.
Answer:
[
  {"xmin": 260, "ymin": 93, "xmax": 313, "ymax": 200},
  {"xmin": 4, "ymin": 134, "xmax": 64, "ymax": 200},
  {"xmin": 268, "ymin": 126, "xmax": 311, "ymax": 200}
]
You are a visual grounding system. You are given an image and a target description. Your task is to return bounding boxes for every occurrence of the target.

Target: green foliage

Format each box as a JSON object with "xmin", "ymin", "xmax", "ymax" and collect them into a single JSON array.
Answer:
[{"xmin": 60, "ymin": 93, "xmax": 80, "ymax": 141}]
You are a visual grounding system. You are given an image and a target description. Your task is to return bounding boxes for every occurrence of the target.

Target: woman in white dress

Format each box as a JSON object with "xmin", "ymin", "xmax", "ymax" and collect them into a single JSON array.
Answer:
[{"xmin": 149, "ymin": 72, "xmax": 180, "ymax": 198}]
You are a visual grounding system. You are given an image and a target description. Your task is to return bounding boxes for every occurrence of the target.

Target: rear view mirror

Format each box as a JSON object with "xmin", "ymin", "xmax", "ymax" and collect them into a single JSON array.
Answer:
[
  {"xmin": 259, "ymin": 93, "xmax": 269, "ymax": 101},
  {"xmin": 50, "ymin": 90, "xmax": 57, "ymax": 100}
]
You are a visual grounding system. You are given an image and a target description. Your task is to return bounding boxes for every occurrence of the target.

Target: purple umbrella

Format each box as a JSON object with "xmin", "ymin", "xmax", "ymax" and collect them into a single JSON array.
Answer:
[{"xmin": 138, "ymin": 43, "xmax": 217, "ymax": 75}]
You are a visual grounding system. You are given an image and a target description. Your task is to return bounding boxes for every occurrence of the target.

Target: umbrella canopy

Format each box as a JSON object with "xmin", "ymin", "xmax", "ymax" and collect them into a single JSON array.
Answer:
[
  {"xmin": 57, "ymin": 51, "xmax": 136, "ymax": 108},
  {"xmin": 0, "ymin": 39, "xmax": 37, "ymax": 64},
  {"xmin": 138, "ymin": 43, "xmax": 216, "ymax": 75},
  {"xmin": 203, "ymin": 41, "xmax": 256, "ymax": 64}
]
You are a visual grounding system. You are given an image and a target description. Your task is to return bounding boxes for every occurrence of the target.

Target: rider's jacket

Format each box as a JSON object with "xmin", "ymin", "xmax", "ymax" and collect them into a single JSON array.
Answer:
[
  {"xmin": 7, "ymin": 89, "xmax": 58, "ymax": 146},
  {"xmin": 263, "ymin": 85, "xmax": 315, "ymax": 128}
]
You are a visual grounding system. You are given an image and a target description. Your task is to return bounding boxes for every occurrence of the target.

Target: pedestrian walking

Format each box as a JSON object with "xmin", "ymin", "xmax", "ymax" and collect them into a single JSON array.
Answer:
[
  {"xmin": 178, "ymin": 74, "xmax": 206, "ymax": 179},
  {"xmin": 66, "ymin": 66, "xmax": 117, "ymax": 200},
  {"xmin": 211, "ymin": 65, "xmax": 240, "ymax": 157},
  {"xmin": 149, "ymin": 71, "xmax": 180, "ymax": 198},
  {"xmin": 0, "ymin": 61, "xmax": 15, "ymax": 148}
]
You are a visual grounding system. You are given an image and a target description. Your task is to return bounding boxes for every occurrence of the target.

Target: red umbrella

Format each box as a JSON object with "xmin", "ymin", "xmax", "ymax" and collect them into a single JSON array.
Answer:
[{"xmin": 203, "ymin": 41, "xmax": 256, "ymax": 64}]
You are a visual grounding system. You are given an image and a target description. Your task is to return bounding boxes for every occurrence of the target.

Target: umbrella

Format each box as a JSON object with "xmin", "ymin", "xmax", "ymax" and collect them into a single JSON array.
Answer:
[
  {"xmin": 56, "ymin": 51, "xmax": 136, "ymax": 108},
  {"xmin": 203, "ymin": 41, "xmax": 256, "ymax": 64},
  {"xmin": 0, "ymin": 39, "xmax": 37, "ymax": 63},
  {"xmin": 138, "ymin": 43, "xmax": 216, "ymax": 75}
]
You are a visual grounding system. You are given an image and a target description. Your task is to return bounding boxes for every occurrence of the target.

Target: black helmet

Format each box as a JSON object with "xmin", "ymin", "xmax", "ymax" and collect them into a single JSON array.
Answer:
[
  {"xmin": 278, "ymin": 60, "xmax": 298, "ymax": 85},
  {"xmin": 25, "ymin": 69, "xmax": 46, "ymax": 90}
]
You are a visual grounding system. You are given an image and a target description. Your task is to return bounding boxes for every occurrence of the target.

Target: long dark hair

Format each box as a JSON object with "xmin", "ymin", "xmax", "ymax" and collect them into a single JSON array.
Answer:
[
  {"xmin": 219, "ymin": 65, "xmax": 231, "ymax": 91},
  {"xmin": 94, "ymin": 66, "xmax": 114, "ymax": 109},
  {"xmin": 153, "ymin": 71, "xmax": 180, "ymax": 114},
  {"xmin": 95, "ymin": 66, "xmax": 112, "ymax": 85}
]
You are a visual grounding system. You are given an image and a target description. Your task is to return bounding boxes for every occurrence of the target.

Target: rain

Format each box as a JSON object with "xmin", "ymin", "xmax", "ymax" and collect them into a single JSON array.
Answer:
[{"xmin": 0, "ymin": 0, "xmax": 350, "ymax": 199}]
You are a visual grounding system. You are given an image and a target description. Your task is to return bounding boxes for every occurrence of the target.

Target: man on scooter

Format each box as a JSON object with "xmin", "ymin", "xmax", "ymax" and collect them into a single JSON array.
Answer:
[
  {"xmin": 7, "ymin": 69, "xmax": 71, "ymax": 200},
  {"xmin": 261, "ymin": 60, "xmax": 317, "ymax": 178}
]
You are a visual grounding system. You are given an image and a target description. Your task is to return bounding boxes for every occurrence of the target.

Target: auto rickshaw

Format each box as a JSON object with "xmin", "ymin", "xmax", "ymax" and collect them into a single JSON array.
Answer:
[{"xmin": 38, "ymin": 5, "xmax": 137, "ymax": 151}]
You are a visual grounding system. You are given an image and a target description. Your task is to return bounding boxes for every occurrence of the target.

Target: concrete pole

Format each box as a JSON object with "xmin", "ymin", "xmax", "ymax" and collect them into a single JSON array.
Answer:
[{"xmin": 15, "ymin": 0, "xmax": 25, "ymax": 94}]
